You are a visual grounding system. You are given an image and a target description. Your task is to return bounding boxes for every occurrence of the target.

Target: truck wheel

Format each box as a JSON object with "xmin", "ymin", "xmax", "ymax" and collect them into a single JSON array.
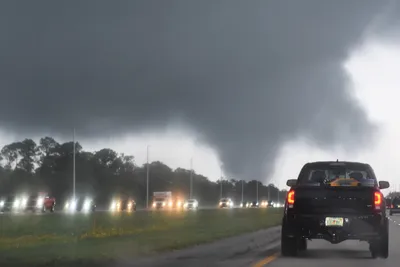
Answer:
[
  {"xmin": 370, "ymin": 221, "xmax": 389, "ymax": 259},
  {"xmin": 298, "ymin": 238, "xmax": 307, "ymax": 251},
  {"xmin": 380, "ymin": 221, "xmax": 389, "ymax": 259},
  {"xmin": 281, "ymin": 224, "xmax": 298, "ymax": 256}
]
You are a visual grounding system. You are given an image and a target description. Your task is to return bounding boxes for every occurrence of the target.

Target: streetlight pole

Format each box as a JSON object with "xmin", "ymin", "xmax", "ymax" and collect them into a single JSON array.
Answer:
[
  {"xmin": 241, "ymin": 180, "xmax": 244, "ymax": 203},
  {"xmin": 277, "ymin": 189, "xmax": 280, "ymax": 204},
  {"xmin": 146, "ymin": 145, "xmax": 150, "ymax": 209},
  {"xmin": 73, "ymin": 128, "xmax": 76, "ymax": 201},
  {"xmin": 220, "ymin": 167, "xmax": 223, "ymax": 199},
  {"xmin": 190, "ymin": 158, "xmax": 193, "ymax": 199},
  {"xmin": 256, "ymin": 181, "xmax": 259, "ymax": 202}
]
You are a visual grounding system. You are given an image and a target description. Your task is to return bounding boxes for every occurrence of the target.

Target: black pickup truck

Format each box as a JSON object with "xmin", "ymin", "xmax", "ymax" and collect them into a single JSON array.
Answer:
[{"xmin": 281, "ymin": 161, "xmax": 390, "ymax": 259}]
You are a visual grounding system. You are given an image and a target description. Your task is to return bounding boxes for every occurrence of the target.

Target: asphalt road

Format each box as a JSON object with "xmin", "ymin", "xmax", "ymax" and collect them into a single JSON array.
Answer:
[
  {"xmin": 115, "ymin": 214, "xmax": 400, "ymax": 267},
  {"xmin": 0, "ymin": 205, "xmax": 242, "ymax": 216}
]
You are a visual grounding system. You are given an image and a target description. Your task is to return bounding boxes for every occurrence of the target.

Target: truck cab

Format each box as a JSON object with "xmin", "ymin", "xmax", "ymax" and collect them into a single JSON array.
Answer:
[{"xmin": 152, "ymin": 191, "xmax": 173, "ymax": 209}]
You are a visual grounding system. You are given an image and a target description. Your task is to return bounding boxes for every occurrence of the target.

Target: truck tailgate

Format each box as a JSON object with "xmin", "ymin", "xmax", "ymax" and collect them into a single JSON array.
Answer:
[{"xmin": 294, "ymin": 186, "xmax": 375, "ymax": 214}]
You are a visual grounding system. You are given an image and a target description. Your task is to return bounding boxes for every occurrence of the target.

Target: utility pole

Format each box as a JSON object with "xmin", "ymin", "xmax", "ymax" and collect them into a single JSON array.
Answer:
[
  {"xmin": 268, "ymin": 184, "xmax": 271, "ymax": 201},
  {"xmin": 73, "ymin": 128, "xmax": 76, "ymax": 201},
  {"xmin": 256, "ymin": 181, "xmax": 259, "ymax": 202},
  {"xmin": 241, "ymin": 180, "xmax": 244, "ymax": 203},
  {"xmin": 146, "ymin": 145, "xmax": 150, "ymax": 209},
  {"xmin": 277, "ymin": 189, "xmax": 280, "ymax": 204},
  {"xmin": 190, "ymin": 158, "xmax": 193, "ymax": 199},
  {"xmin": 220, "ymin": 167, "xmax": 223, "ymax": 199}
]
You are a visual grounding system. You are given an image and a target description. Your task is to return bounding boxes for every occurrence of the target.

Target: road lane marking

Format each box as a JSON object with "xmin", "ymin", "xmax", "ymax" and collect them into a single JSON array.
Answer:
[{"xmin": 252, "ymin": 253, "xmax": 279, "ymax": 267}]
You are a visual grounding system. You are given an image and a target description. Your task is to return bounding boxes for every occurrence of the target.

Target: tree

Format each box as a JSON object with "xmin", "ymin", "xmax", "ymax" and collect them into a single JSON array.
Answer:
[{"xmin": 0, "ymin": 135, "xmax": 286, "ymax": 207}]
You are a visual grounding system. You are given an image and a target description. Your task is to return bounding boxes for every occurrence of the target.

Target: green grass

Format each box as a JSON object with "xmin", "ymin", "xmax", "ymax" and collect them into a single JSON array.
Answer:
[{"xmin": 0, "ymin": 208, "xmax": 283, "ymax": 266}]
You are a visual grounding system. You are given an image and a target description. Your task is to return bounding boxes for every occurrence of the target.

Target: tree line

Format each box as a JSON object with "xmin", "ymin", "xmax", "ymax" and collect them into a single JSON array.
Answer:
[{"xmin": 0, "ymin": 137, "xmax": 288, "ymax": 206}]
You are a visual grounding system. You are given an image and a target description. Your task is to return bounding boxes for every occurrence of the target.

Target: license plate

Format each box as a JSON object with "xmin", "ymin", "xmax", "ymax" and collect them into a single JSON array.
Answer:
[{"xmin": 325, "ymin": 217, "xmax": 344, "ymax": 227}]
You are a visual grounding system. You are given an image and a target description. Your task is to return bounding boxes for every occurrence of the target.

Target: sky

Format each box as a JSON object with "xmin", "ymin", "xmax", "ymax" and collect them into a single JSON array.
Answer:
[{"xmin": 1, "ymin": 1, "xmax": 400, "ymax": 189}]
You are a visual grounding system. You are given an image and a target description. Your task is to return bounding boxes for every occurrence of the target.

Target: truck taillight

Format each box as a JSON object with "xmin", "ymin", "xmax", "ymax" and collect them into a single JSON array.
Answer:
[
  {"xmin": 287, "ymin": 189, "xmax": 295, "ymax": 208},
  {"xmin": 374, "ymin": 191, "xmax": 382, "ymax": 210}
]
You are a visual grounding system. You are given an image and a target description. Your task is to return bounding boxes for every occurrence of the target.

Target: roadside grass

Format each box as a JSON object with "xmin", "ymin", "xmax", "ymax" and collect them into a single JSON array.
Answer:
[{"xmin": 0, "ymin": 208, "xmax": 283, "ymax": 266}]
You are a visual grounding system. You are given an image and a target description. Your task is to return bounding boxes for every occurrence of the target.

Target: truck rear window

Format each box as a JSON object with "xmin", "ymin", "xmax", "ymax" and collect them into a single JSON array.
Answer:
[{"xmin": 298, "ymin": 164, "xmax": 376, "ymax": 186}]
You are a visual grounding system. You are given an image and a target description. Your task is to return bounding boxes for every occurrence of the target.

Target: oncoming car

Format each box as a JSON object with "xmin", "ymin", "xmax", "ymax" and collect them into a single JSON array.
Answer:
[
  {"xmin": 183, "ymin": 199, "xmax": 198, "ymax": 210},
  {"xmin": 219, "ymin": 198, "xmax": 233, "ymax": 208},
  {"xmin": 25, "ymin": 193, "xmax": 56, "ymax": 212},
  {"xmin": 110, "ymin": 198, "xmax": 136, "ymax": 212},
  {"xmin": 240, "ymin": 201, "xmax": 250, "ymax": 208},
  {"xmin": 0, "ymin": 195, "xmax": 22, "ymax": 212},
  {"xmin": 281, "ymin": 161, "xmax": 389, "ymax": 259},
  {"xmin": 250, "ymin": 201, "xmax": 259, "ymax": 208},
  {"xmin": 0, "ymin": 194, "xmax": 55, "ymax": 213},
  {"xmin": 64, "ymin": 197, "xmax": 96, "ymax": 213}
]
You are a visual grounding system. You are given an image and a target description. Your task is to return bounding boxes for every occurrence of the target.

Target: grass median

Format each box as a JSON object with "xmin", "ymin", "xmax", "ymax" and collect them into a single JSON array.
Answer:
[{"xmin": 0, "ymin": 208, "xmax": 282, "ymax": 266}]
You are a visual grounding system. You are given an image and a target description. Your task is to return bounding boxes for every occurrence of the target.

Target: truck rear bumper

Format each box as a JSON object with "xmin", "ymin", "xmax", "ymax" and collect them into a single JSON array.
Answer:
[{"xmin": 283, "ymin": 213, "xmax": 384, "ymax": 243}]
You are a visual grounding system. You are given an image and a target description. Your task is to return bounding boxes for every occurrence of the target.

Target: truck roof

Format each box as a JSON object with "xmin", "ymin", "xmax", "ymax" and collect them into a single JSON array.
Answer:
[{"xmin": 304, "ymin": 161, "xmax": 370, "ymax": 167}]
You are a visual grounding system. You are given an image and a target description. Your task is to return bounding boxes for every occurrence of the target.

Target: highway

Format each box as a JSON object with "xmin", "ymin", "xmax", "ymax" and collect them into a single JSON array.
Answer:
[
  {"xmin": 119, "ymin": 215, "xmax": 400, "ymax": 267},
  {"xmin": 0, "ymin": 205, "xmax": 232, "ymax": 215}
]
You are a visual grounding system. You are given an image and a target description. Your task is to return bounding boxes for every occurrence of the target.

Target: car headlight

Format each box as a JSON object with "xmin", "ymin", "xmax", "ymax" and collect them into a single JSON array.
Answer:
[
  {"xmin": 65, "ymin": 202, "xmax": 69, "ymax": 209},
  {"xmin": 83, "ymin": 199, "xmax": 91, "ymax": 211},
  {"xmin": 70, "ymin": 199, "xmax": 77, "ymax": 211},
  {"xmin": 152, "ymin": 203, "xmax": 156, "ymax": 207},
  {"xmin": 13, "ymin": 199, "xmax": 20, "ymax": 208},
  {"xmin": 20, "ymin": 197, "xmax": 28, "ymax": 208},
  {"xmin": 0, "ymin": 201, "xmax": 4, "ymax": 207},
  {"xmin": 37, "ymin": 197, "xmax": 44, "ymax": 208},
  {"xmin": 168, "ymin": 201, "xmax": 173, "ymax": 207},
  {"xmin": 219, "ymin": 202, "xmax": 222, "ymax": 205},
  {"xmin": 162, "ymin": 202, "xmax": 166, "ymax": 206},
  {"xmin": 177, "ymin": 201, "xmax": 181, "ymax": 206}
]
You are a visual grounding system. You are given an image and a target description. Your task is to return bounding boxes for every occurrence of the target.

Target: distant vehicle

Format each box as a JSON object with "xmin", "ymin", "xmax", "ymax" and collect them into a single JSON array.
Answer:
[
  {"xmin": 260, "ymin": 200, "xmax": 268, "ymax": 207},
  {"xmin": 250, "ymin": 201, "xmax": 259, "ymax": 208},
  {"xmin": 219, "ymin": 198, "xmax": 233, "ymax": 208},
  {"xmin": 183, "ymin": 199, "xmax": 198, "ymax": 210},
  {"xmin": 239, "ymin": 201, "xmax": 249, "ymax": 208},
  {"xmin": 385, "ymin": 198, "xmax": 392, "ymax": 209},
  {"xmin": 64, "ymin": 196, "xmax": 95, "ymax": 213},
  {"xmin": 110, "ymin": 198, "xmax": 136, "ymax": 212},
  {"xmin": 24, "ymin": 193, "xmax": 56, "ymax": 212},
  {"xmin": 390, "ymin": 196, "xmax": 400, "ymax": 216},
  {"xmin": 267, "ymin": 200, "xmax": 274, "ymax": 207},
  {"xmin": 0, "ymin": 193, "xmax": 55, "ymax": 213},
  {"xmin": 281, "ymin": 161, "xmax": 389, "ymax": 258},
  {"xmin": 175, "ymin": 197, "xmax": 185, "ymax": 209},
  {"xmin": 152, "ymin": 191, "xmax": 173, "ymax": 209},
  {"xmin": 0, "ymin": 195, "xmax": 19, "ymax": 212}
]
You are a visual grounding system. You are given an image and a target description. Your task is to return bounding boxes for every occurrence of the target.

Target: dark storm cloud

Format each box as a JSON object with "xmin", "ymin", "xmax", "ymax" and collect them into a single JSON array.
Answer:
[{"xmin": 0, "ymin": 1, "xmax": 396, "ymax": 180}]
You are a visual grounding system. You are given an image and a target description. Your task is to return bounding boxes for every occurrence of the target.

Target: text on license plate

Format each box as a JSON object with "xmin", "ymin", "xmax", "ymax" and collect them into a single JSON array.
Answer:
[{"xmin": 325, "ymin": 217, "xmax": 344, "ymax": 227}]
